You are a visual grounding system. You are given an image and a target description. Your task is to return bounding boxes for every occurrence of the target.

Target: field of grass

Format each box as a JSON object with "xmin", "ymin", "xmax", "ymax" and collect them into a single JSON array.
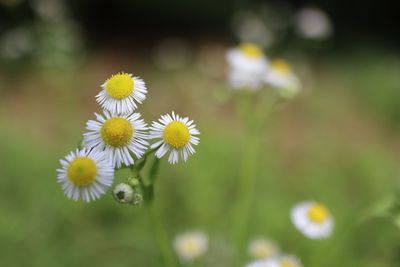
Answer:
[{"xmin": 0, "ymin": 46, "xmax": 399, "ymax": 267}]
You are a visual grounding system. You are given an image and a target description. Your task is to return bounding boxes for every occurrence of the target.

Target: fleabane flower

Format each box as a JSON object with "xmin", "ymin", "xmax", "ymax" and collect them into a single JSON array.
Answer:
[
  {"xmin": 150, "ymin": 112, "xmax": 199, "ymax": 164},
  {"xmin": 96, "ymin": 72, "xmax": 147, "ymax": 114},
  {"xmin": 291, "ymin": 201, "xmax": 334, "ymax": 239},
  {"xmin": 57, "ymin": 149, "xmax": 114, "ymax": 202},
  {"xmin": 264, "ymin": 59, "xmax": 301, "ymax": 99},
  {"xmin": 246, "ymin": 259, "xmax": 279, "ymax": 267},
  {"xmin": 248, "ymin": 238, "xmax": 279, "ymax": 260},
  {"xmin": 84, "ymin": 111, "xmax": 149, "ymax": 168},
  {"xmin": 247, "ymin": 255, "xmax": 302, "ymax": 267},
  {"xmin": 226, "ymin": 43, "xmax": 269, "ymax": 90},
  {"xmin": 277, "ymin": 255, "xmax": 302, "ymax": 267},
  {"xmin": 173, "ymin": 231, "xmax": 208, "ymax": 262}
]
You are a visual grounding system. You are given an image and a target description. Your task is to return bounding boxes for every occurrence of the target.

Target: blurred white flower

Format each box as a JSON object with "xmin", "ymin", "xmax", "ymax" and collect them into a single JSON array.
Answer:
[
  {"xmin": 246, "ymin": 258, "xmax": 279, "ymax": 267},
  {"xmin": 57, "ymin": 149, "xmax": 114, "ymax": 202},
  {"xmin": 291, "ymin": 201, "xmax": 334, "ymax": 239},
  {"xmin": 96, "ymin": 72, "xmax": 147, "ymax": 115},
  {"xmin": 248, "ymin": 238, "xmax": 279, "ymax": 260},
  {"xmin": 265, "ymin": 59, "xmax": 301, "ymax": 99},
  {"xmin": 247, "ymin": 254, "xmax": 302, "ymax": 267},
  {"xmin": 150, "ymin": 111, "xmax": 200, "ymax": 164},
  {"xmin": 277, "ymin": 254, "xmax": 302, "ymax": 267},
  {"xmin": 226, "ymin": 43, "xmax": 269, "ymax": 90},
  {"xmin": 294, "ymin": 7, "xmax": 333, "ymax": 40},
  {"xmin": 231, "ymin": 11, "xmax": 274, "ymax": 48},
  {"xmin": 173, "ymin": 231, "xmax": 208, "ymax": 262},
  {"xmin": 84, "ymin": 111, "xmax": 149, "ymax": 168}
]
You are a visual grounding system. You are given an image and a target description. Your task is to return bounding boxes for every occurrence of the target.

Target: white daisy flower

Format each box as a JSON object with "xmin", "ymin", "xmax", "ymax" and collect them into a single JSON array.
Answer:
[
  {"xmin": 246, "ymin": 259, "xmax": 279, "ymax": 267},
  {"xmin": 277, "ymin": 254, "xmax": 302, "ymax": 267},
  {"xmin": 291, "ymin": 201, "xmax": 334, "ymax": 239},
  {"xmin": 173, "ymin": 231, "xmax": 208, "ymax": 262},
  {"xmin": 248, "ymin": 238, "xmax": 279, "ymax": 260},
  {"xmin": 264, "ymin": 59, "xmax": 301, "ymax": 99},
  {"xmin": 84, "ymin": 111, "xmax": 149, "ymax": 168},
  {"xmin": 113, "ymin": 183, "xmax": 134, "ymax": 204},
  {"xmin": 228, "ymin": 68, "xmax": 266, "ymax": 90},
  {"xmin": 149, "ymin": 112, "xmax": 199, "ymax": 164},
  {"xmin": 57, "ymin": 149, "xmax": 114, "ymax": 202},
  {"xmin": 247, "ymin": 255, "xmax": 302, "ymax": 267},
  {"xmin": 96, "ymin": 72, "xmax": 147, "ymax": 115},
  {"xmin": 226, "ymin": 43, "xmax": 269, "ymax": 90}
]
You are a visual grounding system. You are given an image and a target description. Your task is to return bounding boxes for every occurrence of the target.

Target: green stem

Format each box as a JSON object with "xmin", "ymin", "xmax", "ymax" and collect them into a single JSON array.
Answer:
[
  {"xmin": 232, "ymin": 125, "xmax": 262, "ymax": 263},
  {"xmin": 142, "ymin": 157, "xmax": 178, "ymax": 267},
  {"xmin": 232, "ymin": 93, "xmax": 277, "ymax": 265},
  {"xmin": 147, "ymin": 201, "xmax": 178, "ymax": 267}
]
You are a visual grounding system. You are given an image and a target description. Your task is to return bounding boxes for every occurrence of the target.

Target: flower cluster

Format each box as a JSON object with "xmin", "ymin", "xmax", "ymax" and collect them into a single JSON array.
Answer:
[
  {"xmin": 171, "ymin": 219, "xmax": 334, "ymax": 267},
  {"xmin": 244, "ymin": 201, "xmax": 334, "ymax": 267},
  {"xmin": 226, "ymin": 43, "xmax": 301, "ymax": 99},
  {"xmin": 57, "ymin": 72, "xmax": 200, "ymax": 202}
]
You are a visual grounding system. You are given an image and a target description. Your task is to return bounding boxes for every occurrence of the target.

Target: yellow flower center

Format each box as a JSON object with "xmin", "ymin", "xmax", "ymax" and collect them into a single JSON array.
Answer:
[
  {"xmin": 67, "ymin": 157, "xmax": 97, "ymax": 187},
  {"xmin": 105, "ymin": 73, "xmax": 134, "ymax": 99},
  {"xmin": 182, "ymin": 240, "xmax": 199, "ymax": 254},
  {"xmin": 307, "ymin": 203, "xmax": 329, "ymax": 224},
  {"xmin": 239, "ymin": 43, "xmax": 263, "ymax": 58},
  {"xmin": 272, "ymin": 59, "xmax": 291, "ymax": 75},
  {"xmin": 101, "ymin": 117, "xmax": 133, "ymax": 147},
  {"xmin": 281, "ymin": 260, "xmax": 295, "ymax": 267},
  {"xmin": 252, "ymin": 244, "xmax": 275, "ymax": 259},
  {"xmin": 163, "ymin": 121, "xmax": 190, "ymax": 149}
]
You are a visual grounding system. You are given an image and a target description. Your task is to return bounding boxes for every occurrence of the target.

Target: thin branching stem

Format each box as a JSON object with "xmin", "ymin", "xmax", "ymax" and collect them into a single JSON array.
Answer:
[
  {"xmin": 132, "ymin": 156, "xmax": 178, "ymax": 267},
  {"xmin": 232, "ymin": 91, "xmax": 278, "ymax": 265}
]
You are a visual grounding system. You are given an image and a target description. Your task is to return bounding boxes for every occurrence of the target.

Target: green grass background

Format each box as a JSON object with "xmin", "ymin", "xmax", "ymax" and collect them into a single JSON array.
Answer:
[{"xmin": 0, "ymin": 47, "xmax": 400, "ymax": 267}]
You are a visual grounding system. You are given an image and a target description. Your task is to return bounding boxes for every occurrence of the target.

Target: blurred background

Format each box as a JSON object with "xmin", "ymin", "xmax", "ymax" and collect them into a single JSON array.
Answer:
[{"xmin": 1, "ymin": 0, "xmax": 400, "ymax": 266}]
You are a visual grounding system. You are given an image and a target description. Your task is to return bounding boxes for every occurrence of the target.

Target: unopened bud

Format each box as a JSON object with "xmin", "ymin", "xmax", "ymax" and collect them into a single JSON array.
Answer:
[
  {"xmin": 127, "ymin": 177, "xmax": 140, "ymax": 188},
  {"xmin": 130, "ymin": 187, "xmax": 143, "ymax": 206},
  {"xmin": 113, "ymin": 183, "xmax": 134, "ymax": 204}
]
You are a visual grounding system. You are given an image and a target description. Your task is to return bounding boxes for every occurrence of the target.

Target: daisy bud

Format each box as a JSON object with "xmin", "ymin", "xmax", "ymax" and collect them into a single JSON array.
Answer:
[
  {"xmin": 127, "ymin": 177, "xmax": 140, "ymax": 188},
  {"xmin": 113, "ymin": 183, "xmax": 134, "ymax": 204},
  {"xmin": 130, "ymin": 187, "xmax": 143, "ymax": 206}
]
